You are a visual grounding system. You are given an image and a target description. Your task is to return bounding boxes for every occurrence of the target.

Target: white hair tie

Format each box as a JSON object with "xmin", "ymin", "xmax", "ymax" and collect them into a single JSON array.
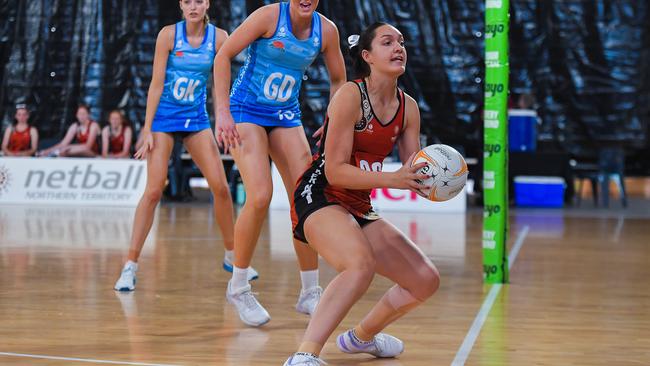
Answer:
[{"xmin": 347, "ymin": 34, "xmax": 360, "ymax": 49}]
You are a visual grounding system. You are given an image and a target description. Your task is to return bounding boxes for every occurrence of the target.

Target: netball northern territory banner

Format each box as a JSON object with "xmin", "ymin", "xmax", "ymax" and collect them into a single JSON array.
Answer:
[
  {"xmin": 0, "ymin": 157, "xmax": 146, "ymax": 206},
  {"xmin": 483, "ymin": 0, "xmax": 510, "ymax": 284}
]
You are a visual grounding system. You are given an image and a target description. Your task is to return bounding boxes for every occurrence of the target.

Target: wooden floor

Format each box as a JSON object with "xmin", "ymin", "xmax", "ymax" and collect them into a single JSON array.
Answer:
[{"xmin": 1, "ymin": 199, "xmax": 649, "ymax": 365}]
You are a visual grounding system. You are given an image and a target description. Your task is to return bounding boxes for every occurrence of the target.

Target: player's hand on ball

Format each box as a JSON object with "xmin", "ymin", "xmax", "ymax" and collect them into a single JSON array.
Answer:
[{"xmin": 391, "ymin": 152, "xmax": 431, "ymax": 191}]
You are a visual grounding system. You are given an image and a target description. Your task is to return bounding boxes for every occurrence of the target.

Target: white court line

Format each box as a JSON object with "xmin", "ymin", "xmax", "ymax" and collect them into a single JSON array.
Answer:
[
  {"xmin": 507, "ymin": 225, "xmax": 530, "ymax": 271},
  {"xmin": 0, "ymin": 352, "xmax": 182, "ymax": 366},
  {"xmin": 451, "ymin": 225, "xmax": 530, "ymax": 366}
]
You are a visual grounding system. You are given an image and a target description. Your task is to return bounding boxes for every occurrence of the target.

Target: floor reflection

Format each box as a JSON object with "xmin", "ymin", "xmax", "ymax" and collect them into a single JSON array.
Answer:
[{"xmin": 269, "ymin": 209, "xmax": 467, "ymax": 260}]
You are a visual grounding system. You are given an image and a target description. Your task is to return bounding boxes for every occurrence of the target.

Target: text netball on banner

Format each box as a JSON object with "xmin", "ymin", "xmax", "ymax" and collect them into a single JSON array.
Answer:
[{"xmin": 0, "ymin": 157, "xmax": 146, "ymax": 206}]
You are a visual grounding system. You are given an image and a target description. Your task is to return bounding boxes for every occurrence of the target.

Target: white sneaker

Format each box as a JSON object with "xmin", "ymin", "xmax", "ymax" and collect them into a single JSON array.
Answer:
[
  {"xmin": 226, "ymin": 281, "xmax": 270, "ymax": 327},
  {"xmin": 114, "ymin": 261, "xmax": 138, "ymax": 291},
  {"xmin": 283, "ymin": 352, "xmax": 327, "ymax": 365},
  {"xmin": 336, "ymin": 329, "xmax": 404, "ymax": 358},
  {"xmin": 222, "ymin": 259, "xmax": 259, "ymax": 281},
  {"xmin": 295, "ymin": 286, "xmax": 322, "ymax": 315}
]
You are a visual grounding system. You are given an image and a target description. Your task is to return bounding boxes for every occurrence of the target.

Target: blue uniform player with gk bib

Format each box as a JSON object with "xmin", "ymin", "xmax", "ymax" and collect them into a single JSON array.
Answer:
[
  {"xmin": 152, "ymin": 21, "xmax": 216, "ymax": 132},
  {"xmin": 214, "ymin": 0, "xmax": 346, "ymax": 327},
  {"xmin": 115, "ymin": 0, "xmax": 250, "ymax": 293}
]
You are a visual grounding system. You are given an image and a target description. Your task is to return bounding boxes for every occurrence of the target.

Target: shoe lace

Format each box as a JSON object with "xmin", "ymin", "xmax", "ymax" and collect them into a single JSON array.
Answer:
[
  {"xmin": 289, "ymin": 353, "xmax": 328, "ymax": 365},
  {"xmin": 240, "ymin": 291, "xmax": 261, "ymax": 311},
  {"xmin": 302, "ymin": 357, "xmax": 327, "ymax": 365},
  {"xmin": 304, "ymin": 287, "xmax": 322, "ymax": 302},
  {"xmin": 122, "ymin": 266, "xmax": 134, "ymax": 276},
  {"xmin": 373, "ymin": 335, "xmax": 384, "ymax": 354}
]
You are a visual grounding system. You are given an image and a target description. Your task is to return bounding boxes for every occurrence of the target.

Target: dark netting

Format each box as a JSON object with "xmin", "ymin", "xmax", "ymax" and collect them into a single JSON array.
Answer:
[
  {"xmin": 1, "ymin": 0, "xmax": 648, "ymax": 162},
  {"xmin": 0, "ymin": 0, "xmax": 158, "ymax": 139},
  {"xmin": 510, "ymin": 0, "xmax": 650, "ymax": 157}
]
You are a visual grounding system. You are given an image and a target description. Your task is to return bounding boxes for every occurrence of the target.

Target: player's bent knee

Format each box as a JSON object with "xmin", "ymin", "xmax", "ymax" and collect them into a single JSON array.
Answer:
[
  {"xmin": 246, "ymin": 190, "xmax": 272, "ymax": 211},
  {"xmin": 211, "ymin": 182, "xmax": 231, "ymax": 200},
  {"xmin": 343, "ymin": 256, "xmax": 376, "ymax": 285},
  {"xmin": 143, "ymin": 188, "xmax": 163, "ymax": 204},
  {"xmin": 414, "ymin": 266, "xmax": 440, "ymax": 300}
]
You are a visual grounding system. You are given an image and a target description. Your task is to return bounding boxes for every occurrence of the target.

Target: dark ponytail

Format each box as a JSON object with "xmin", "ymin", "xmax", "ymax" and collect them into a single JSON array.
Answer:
[{"xmin": 349, "ymin": 22, "xmax": 389, "ymax": 79}]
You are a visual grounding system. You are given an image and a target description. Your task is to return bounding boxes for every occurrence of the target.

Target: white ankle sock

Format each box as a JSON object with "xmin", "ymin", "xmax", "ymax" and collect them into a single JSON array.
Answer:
[
  {"xmin": 125, "ymin": 260, "xmax": 138, "ymax": 271},
  {"xmin": 300, "ymin": 269, "xmax": 319, "ymax": 291},
  {"xmin": 231, "ymin": 266, "xmax": 249, "ymax": 291},
  {"xmin": 224, "ymin": 250, "xmax": 234, "ymax": 264}
]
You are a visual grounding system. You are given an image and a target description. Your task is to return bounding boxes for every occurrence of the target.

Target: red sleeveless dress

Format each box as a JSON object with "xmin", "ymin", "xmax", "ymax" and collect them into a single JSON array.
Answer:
[{"xmin": 291, "ymin": 79, "xmax": 406, "ymax": 242}]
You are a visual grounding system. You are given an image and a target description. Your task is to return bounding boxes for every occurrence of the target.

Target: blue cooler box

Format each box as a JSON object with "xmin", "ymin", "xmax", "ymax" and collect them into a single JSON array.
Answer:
[
  {"xmin": 509, "ymin": 109, "xmax": 537, "ymax": 152},
  {"xmin": 514, "ymin": 176, "xmax": 565, "ymax": 208}
]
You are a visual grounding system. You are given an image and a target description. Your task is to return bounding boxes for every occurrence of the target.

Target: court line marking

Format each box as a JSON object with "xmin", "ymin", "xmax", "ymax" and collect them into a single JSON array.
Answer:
[
  {"xmin": 450, "ymin": 225, "xmax": 530, "ymax": 366},
  {"xmin": 0, "ymin": 352, "xmax": 182, "ymax": 366}
]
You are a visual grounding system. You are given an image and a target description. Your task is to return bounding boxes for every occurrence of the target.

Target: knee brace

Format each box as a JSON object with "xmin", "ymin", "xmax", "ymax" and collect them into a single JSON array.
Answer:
[{"xmin": 384, "ymin": 285, "xmax": 423, "ymax": 314}]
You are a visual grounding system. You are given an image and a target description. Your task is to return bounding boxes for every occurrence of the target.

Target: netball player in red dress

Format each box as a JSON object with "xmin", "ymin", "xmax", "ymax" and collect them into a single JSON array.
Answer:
[
  {"xmin": 1, "ymin": 104, "xmax": 38, "ymax": 156},
  {"xmin": 38, "ymin": 104, "xmax": 100, "ymax": 157},
  {"xmin": 284, "ymin": 23, "xmax": 440, "ymax": 365},
  {"xmin": 101, "ymin": 109, "xmax": 133, "ymax": 158}
]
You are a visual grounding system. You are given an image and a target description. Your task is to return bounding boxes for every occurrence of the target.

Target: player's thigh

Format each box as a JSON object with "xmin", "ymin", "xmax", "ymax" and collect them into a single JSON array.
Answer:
[
  {"xmin": 304, "ymin": 205, "xmax": 376, "ymax": 272},
  {"xmin": 230, "ymin": 123, "xmax": 273, "ymax": 199},
  {"xmin": 268, "ymin": 125, "xmax": 312, "ymax": 194},
  {"xmin": 183, "ymin": 129, "xmax": 229, "ymax": 187},
  {"xmin": 144, "ymin": 132, "xmax": 175, "ymax": 190}
]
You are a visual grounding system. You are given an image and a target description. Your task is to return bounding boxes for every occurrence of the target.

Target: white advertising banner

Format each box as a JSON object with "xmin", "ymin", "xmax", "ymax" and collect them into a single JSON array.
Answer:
[
  {"xmin": 0, "ymin": 157, "xmax": 147, "ymax": 206},
  {"xmin": 269, "ymin": 162, "xmax": 466, "ymax": 213}
]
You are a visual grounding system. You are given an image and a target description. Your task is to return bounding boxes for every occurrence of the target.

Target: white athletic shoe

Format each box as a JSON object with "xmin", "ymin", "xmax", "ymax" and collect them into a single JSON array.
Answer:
[
  {"xmin": 295, "ymin": 286, "xmax": 322, "ymax": 315},
  {"xmin": 226, "ymin": 281, "xmax": 270, "ymax": 327},
  {"xmin": 336, "ymin": 329, "xmax": 404, "ymax": 358},
  {"xmin": 283, "ymin": 352, "xmax": 327, "ymax": 365},
  {"xmin": 114, "ymin": 261, "xmax": 138, "ymax": 292},
  {"xmin": 222, "ymin": 258, "xmax": 259, "ymax": 281}
]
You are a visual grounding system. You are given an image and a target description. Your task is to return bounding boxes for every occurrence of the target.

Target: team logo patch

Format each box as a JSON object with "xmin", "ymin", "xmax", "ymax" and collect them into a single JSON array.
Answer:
[
  {"xmin": 175, "ymin": 51, "xmax": 184, "ymax": 57},
  {"xmin": 354, "ymin": 118, "xmax": 368, "ymax": 132},
  {"xmin": 272, "ymin": 40, "xmax": 285, "ymax": 50}
]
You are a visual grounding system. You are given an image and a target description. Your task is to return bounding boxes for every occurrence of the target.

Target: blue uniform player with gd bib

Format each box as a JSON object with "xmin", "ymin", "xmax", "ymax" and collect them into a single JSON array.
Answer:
[
  {"xmin": 229, "ymin": 1, "xmax": 321, "ymax": 127},
  {"xmin": 214, "ymin": 0, "xmax": 346, "ymax": 327},
  {"xmin": 114, "ymin": 0, "xmax": 256, "ymax": 293}
]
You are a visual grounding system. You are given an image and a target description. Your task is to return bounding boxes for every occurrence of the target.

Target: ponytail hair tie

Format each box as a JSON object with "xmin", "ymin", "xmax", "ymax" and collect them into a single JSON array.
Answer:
[{"xmin": 347, "ymin": 34, "xmax": 360, "ymax": 49}]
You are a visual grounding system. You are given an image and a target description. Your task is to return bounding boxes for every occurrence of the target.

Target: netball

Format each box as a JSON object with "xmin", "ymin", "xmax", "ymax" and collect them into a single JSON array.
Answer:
[{"xmin": 412, "ymin": 144, "xmax": 468, "ymax": 201}]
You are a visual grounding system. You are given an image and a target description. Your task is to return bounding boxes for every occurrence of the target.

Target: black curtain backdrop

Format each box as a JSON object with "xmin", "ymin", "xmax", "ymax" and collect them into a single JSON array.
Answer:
[{"xmin": 1, "ymin": 0, "xmax": 649, "ymax": 163}]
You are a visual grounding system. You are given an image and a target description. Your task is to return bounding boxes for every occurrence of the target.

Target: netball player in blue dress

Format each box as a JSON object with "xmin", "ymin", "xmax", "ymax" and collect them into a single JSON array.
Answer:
[
  {"xmin": 213, "ymin": 0, "xmax": 346, "ymax": 326},
  {"xmin": 114, "ymin": 0, "xmax": 252, "ymax": 291}
]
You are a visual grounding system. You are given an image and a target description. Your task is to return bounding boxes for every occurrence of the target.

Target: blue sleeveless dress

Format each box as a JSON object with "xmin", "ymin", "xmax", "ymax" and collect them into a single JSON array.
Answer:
[
  {"xmin": 152, "ymin": 21, "xmax": 216, "ymax": 133},
  {"xmin": 230, "ymin": 2, "xmax": 322, "ymax": 128}
]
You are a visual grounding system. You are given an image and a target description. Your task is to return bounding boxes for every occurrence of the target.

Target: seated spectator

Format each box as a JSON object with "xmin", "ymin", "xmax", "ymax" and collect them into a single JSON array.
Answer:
[
  {"xmin": 37, "ymin": 104, "xmax": 100, "ymax": 157},
  {"xmin": 101, "ymin": 109, "xmax": 133, "ymax": 158},
  {"xmin": 1, "ymin": 104, "xmax": 39, "ymax": 156}
]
